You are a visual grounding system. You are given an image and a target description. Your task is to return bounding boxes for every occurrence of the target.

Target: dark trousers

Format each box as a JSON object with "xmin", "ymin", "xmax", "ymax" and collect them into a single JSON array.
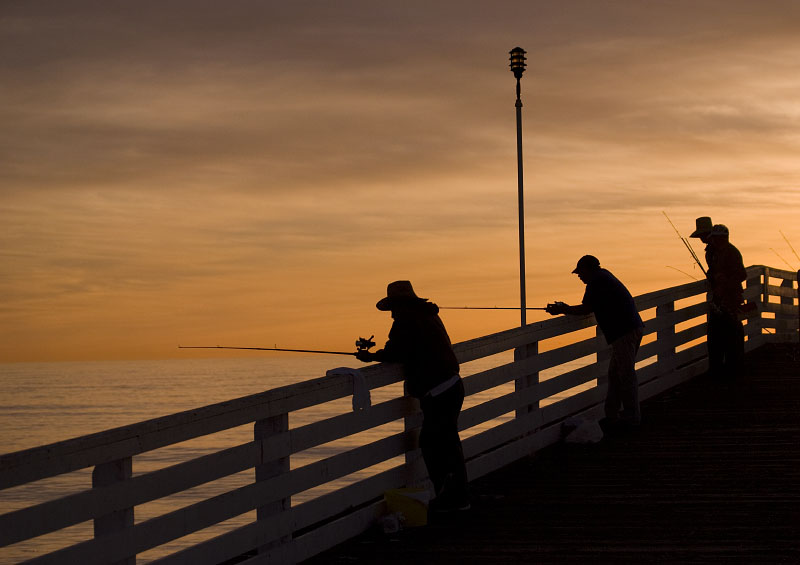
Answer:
[
  {"xmin": 605, "ymin": 327, "xmax": 644, "ymax": 425},
  {"xmin": 708, "ymin": 309, "xmax": 744, "ymax": 377},
  {"xmin": 419, "ymin": 378, "xmax": 468, "ymax": 499}
]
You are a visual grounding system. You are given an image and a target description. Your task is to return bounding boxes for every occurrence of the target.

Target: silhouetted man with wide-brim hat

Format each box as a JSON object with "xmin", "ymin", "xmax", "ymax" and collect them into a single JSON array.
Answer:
[{"xmin": 357, "ymin": 281, "xmax": 469, "ymax": 512}]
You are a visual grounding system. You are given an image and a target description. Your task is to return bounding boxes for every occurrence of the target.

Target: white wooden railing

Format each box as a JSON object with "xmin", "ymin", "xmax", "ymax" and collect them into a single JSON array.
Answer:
[{"xmin": 1, "ymin": 265, "xmax": 797, "ymax": 565}]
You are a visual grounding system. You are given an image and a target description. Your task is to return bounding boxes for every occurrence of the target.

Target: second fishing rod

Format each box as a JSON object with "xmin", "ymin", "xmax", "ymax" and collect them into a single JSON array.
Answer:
[
  {"xmin": 439, "ymin": 306, "xmax": 549, "ymax": 310},
  {"xmin": 179, "ymin": 305, "xmax": 554, "ymax": 356}
]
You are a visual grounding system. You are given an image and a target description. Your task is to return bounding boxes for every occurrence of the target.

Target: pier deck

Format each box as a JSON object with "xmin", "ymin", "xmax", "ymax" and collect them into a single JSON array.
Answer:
[{"xmin": 307, "ymin": 343, "xmax": 800, "ymax": 564}]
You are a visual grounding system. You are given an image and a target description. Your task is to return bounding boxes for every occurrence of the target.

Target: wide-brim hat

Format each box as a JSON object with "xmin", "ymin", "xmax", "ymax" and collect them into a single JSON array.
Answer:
[
  {"xmin": 572, "ymin": 255, "xmax": 600, "ymax": 274},
  {"xmin": 376, "ymin": 280, "xmax": 426, "ymax": 311},
  {"xmin": 690, "ymin": 216, "xmax": 713, "ymax": 238}
]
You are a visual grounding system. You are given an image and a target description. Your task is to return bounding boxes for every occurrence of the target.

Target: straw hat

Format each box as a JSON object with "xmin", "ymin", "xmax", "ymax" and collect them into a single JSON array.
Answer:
[
  {"xmin": 376, "ymin": 280, "xmax": 426, "ymax": 311},
  {"xmin": 690, "ymin": 216, "xmax": 713, "ymax": 238}
]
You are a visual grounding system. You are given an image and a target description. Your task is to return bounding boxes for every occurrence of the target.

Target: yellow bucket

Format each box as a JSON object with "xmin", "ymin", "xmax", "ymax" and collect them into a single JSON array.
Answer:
[{"xmin": 384, "ymin": 487, "xmax": 430, "ymax": 527}]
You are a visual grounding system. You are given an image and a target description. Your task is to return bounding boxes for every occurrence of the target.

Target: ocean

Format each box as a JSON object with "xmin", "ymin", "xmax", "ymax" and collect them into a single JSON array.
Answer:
[{"xmin": 0, "ymin": 352, "xmax": 536, "ymax": 563}]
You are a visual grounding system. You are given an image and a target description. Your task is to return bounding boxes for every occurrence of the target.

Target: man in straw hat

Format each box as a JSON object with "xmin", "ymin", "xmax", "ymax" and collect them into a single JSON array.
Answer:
[
  {"xmin": 546, "ymin": 256, "xmax": 645, "ymax": 431},
  {"xmin": 356, "ymin": 281, "xmax": 469, "ymax": 512}
]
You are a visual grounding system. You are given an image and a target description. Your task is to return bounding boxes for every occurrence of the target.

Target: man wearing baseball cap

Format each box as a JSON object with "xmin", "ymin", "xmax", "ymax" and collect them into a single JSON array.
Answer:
[{"xmin": 546, "ymin": 256, "xmax": 645, "ymax": 431}]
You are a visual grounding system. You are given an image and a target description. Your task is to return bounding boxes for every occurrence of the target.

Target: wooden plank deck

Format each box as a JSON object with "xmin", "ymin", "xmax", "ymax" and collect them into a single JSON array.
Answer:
[{"xmin": 305, "ymin": 343, "xmax": 800, "ymax": 564}]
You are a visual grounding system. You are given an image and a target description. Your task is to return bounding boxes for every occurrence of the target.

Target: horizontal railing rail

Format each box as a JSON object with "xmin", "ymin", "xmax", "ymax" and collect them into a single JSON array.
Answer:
[{"xmin": 0, "ymin": 265, "xmax": 797, "ymax": 564}]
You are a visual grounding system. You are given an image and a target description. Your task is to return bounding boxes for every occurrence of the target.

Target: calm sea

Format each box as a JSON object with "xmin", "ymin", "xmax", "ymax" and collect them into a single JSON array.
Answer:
[{"xmin": 1, "ymin": 353, "xmax": 542, "ymax": 563}]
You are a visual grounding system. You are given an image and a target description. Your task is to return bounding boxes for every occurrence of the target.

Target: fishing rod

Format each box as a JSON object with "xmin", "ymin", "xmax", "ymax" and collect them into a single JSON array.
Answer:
[
  {"xmin": 779, "ymin": 230, "xmax": 800, "ymax": 264},
  {"xmin": 666, "ymin": 265, "xmax": 699, "ymax": 281},
  {"xmin": 663, "ymin": 211, "xmax": 706, "ymax": 275},
  {"xmin": 179, "ymin": 336, "xmax": 376, "ymax": 357},
  {"xmin": 440, "ymin": 306, "xmax": 549, "ymax": 310},
  {"xmin": 770, "ymin": 248, "xmax": 795, "ymax": 271}
]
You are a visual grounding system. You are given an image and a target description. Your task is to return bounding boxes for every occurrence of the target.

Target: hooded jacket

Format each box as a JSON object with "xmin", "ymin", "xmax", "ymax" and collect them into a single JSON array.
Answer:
[{"xmin": 370, "ymin": 301, "xmax": 459, "ymax": 398}]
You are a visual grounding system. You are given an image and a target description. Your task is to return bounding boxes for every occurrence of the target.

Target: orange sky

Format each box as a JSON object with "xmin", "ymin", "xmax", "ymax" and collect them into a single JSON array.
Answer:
[{"xmin": 1, "ymin": 1, "xmax": 799, "ymax": 362}]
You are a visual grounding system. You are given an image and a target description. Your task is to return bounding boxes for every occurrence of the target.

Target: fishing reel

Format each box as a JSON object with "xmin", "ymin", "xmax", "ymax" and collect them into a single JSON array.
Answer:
[
  {"xmin": 355, "ymin": 335, "xmax": 376, "ymax": 352},
  {"xmin": 545, "ymin": 301, "xmax": 568, "ymax": 315}
]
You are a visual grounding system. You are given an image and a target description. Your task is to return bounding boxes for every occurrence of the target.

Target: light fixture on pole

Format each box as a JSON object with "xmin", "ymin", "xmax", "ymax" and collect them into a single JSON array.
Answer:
[{"xmin": 509, "ymin": 46, "xmax": 527, "ymax": 326}]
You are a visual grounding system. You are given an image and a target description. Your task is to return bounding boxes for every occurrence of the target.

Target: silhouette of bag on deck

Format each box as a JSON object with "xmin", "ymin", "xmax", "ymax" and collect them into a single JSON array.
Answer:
[
  {"xmin": 384, "ymin": 487, "xmax": 430, "ymax": 527},
  {"xmin": 562, "ymin": 416, "xmax": 603, "ymax": 444}
]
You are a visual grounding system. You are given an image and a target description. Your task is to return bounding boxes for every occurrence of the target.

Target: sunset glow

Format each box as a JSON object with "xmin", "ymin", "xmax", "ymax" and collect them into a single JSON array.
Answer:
[{"xmin": 1, "ymin": 1, "xmax": 799, "ymax": 362}]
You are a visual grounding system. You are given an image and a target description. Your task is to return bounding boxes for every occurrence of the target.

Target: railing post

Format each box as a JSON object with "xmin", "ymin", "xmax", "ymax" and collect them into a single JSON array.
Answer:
[
  {"xmin": 656, "ymin": 301, "xmax": 676, "ymax": 374},
  {"xmin": 762, "ymin": 267, "xmax": 773, "ymax": 340},
  {"xmin": 778, "ymin": 277, "xmax": 794, "ymax": 339},
  {"xmin": 255, "ymin": 414, "xmax": 291, "ymax": 556},
  {"xmin": 92, "ymin": 457, "xmax": 134, "ymax": 565},
  {"xmin": 404, "ymin": 396, "xmax": 424, "ymax": 485},
  {"xmin": 745, "ymin": 269, "xmax": 764, "ymax": 343},
  {"xmin": 514, "ymin": 342, "xmax": 539, "ymax": 425}
]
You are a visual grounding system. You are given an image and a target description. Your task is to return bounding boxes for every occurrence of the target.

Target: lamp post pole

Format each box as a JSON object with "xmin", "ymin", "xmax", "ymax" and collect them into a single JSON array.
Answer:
[{"xmin": 510, "ymin": 47, "xmax": 527, "ymax": 327}]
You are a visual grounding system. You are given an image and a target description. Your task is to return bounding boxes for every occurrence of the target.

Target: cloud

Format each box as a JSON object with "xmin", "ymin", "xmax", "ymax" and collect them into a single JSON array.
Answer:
[
  {"xmin": 2, "ymin": 0, "xmax": 800, "ymax": 360},
  {"xmin": 6, "ymin": 1, "xmax": 799, "ymax": 200}
]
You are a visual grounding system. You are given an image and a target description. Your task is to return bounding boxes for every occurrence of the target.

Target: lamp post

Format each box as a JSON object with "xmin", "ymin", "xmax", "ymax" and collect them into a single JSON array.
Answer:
[{"xmin": 509, "ymin": 46, "xmax": 527, "ymax": 327}]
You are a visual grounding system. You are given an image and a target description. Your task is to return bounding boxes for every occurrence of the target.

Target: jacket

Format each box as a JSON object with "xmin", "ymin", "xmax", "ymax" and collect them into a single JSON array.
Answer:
[
  {"xmin": 707, "ymin": 241, "xmax": 746, "ymax": 312},
  {"xmin": 371, "ymin": 301, "xmax": 459, "ymax": 398}
]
